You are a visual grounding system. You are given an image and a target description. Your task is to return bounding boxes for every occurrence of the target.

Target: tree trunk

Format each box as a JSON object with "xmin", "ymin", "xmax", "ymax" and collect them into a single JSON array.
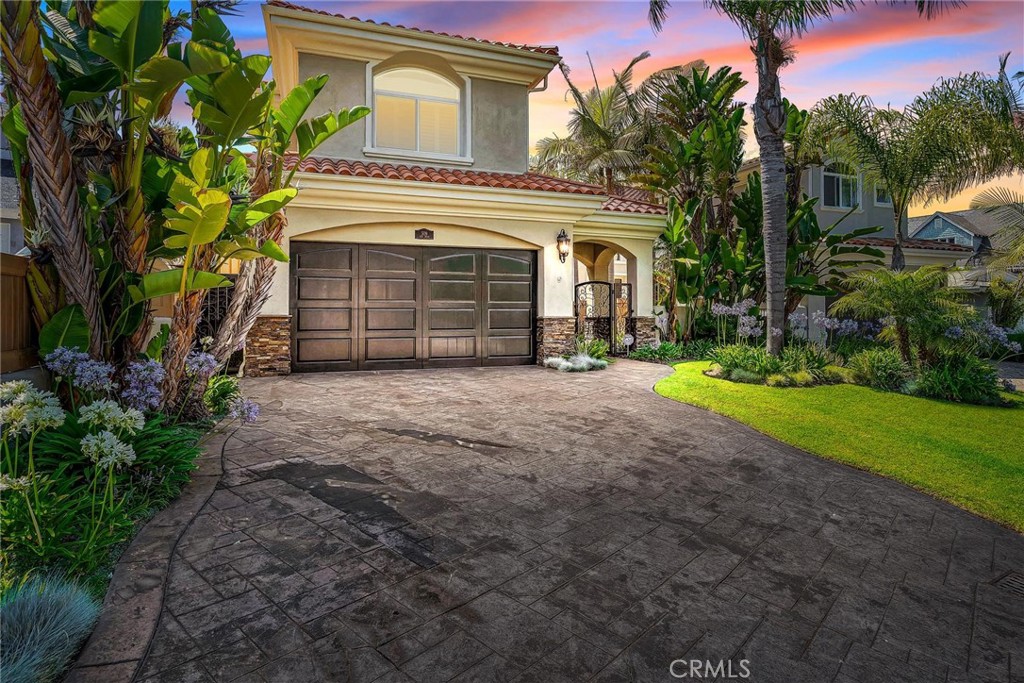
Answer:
[
  {"xmin": 890, "ymin": 204, "xmax": 906, "ymax": 271},
  {"xmin": 1, "ymin": 0, "xmax": 104, "ymax": 356},
  {"xmin": 896, "ymin": 323, "xmax": 912, "ymax": 364},
  {"xmin": 161, "ymin": 246, "xmax": 215, "ymax": 408},
  {"xmin": 753, "ymin": 28, "xmax": 789, "ymax": 356}
]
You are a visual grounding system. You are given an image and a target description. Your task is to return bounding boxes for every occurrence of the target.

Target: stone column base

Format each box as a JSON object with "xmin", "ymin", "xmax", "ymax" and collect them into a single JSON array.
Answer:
[
  {"xmin": 244, "ymin": 316, "xmax": 291, "ymax": 377},
  {"xmin": 631, "ymin": 316, "xmax": 657, "ymax": 348},
  {"xmin": 535, "ymin": 317, "xmax": 576, "ymax": 364}
]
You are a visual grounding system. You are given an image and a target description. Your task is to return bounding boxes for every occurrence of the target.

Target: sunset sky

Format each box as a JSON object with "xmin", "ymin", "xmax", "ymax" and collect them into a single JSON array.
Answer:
[{"xmin": 210, "ymin": 0, "xmax": 1024, "ymax": 215}]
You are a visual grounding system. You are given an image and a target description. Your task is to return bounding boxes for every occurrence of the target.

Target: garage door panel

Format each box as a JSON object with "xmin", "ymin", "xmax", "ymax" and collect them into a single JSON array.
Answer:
[
  {"xmin": 297, "ymin": 338, "xmax": 352, "ymax": 363},
  {"xmin": 365, "ymin": 308, "xmax": 416, "ymax": 331},
  {"xmin": 429, "ymin": 336, "xmax": 476, "ymax": 359},
  {"xmin": 430, "ymin": 308, "xmax": 476, "ymax": 330},
  {"xmin": 429, "ymin": 279, "xmax": 475, "ymax": 302},
  {"xmin": 365, "ymin": 248, "xmax": 417, "ymax": 273},
  {"xmin": 488, "ymin": 281, "xmax": 531, "ymax": 303},
  {"xmin": 487, "ymin": 335, "xmax": 532, "ymax": 358},
  {"xmin": 365, "ymin": 278, "xmax": 416, "ymax": 302},
  {"xmin": 298, "ymin": 308, "xmax": 351, "ymax": 332},
  {"xmin": 488, "ymin": 253, "xmax": 533, "ymax": 276},
  {"xmin": 298, "ymin": 277, "xmax": 351, "ymax": 301},
  {"xmin": 295, "ymin": 246, "xmax": 354, "ymax": 271},
  {"xmin": 293, "ymin": 243, "xmax": 534, "ymax": 371},
  {"xmin": 429, "ymin": 253, "xmax": 476, "ymax": 274},
  {"xmin": 487, "ymin": 308, "xmax": 532, "ymax": 331},
  {"xmin": 365, "ymin": 337, "xmax": 417, "ymax": 361}
]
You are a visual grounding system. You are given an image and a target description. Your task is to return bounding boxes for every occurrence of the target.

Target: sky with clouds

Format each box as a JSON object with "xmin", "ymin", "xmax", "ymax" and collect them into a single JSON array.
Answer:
[{"xmin": 205, "ymin": 0, "xmax": 1024, "ymax": 214}]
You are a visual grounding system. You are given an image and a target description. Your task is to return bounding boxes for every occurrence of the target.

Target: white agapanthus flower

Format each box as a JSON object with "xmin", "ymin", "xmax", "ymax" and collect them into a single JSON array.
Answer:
[
  {"xmin": 80, "ymin": 430, "xmax": 136, "ymax": 469},
  {"xmin": 0, "ymin": 380, "xmax": 32, "ymax": 404},
  {"xmin": 1, "ymin": 387, "xmax": 63, "ymax": 433},
  {"xmin": 0, "ymin": 473, "xmax": 31, "ymax": 492},
  {"xmin": 79, "ymin": 399, "xmax": 145, "ymax": 435},
  {"xmin": 23, "ymin": 404, "xmax": 66, "ymax": 431}
]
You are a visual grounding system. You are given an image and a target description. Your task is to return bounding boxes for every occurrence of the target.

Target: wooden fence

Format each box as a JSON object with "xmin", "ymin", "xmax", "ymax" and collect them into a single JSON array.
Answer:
[{"xmin": 1, "ymin": 253, "xmax": 36, "ymax": 373}]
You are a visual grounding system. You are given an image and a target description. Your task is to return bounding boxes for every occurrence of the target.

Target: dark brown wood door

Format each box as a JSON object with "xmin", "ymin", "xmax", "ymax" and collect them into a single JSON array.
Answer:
[{"xmin": 291, "ymin": 242, "xmax": 535, "ymax": 371}]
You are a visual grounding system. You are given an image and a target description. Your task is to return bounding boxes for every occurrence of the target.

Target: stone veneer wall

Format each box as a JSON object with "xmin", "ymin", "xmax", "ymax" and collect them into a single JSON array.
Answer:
[
  {"xmin": 535, "ymin": 317, "xmax": 576, "ymax": 363},
  {"xmin": 245, "ymin": 316, "xmax": 291, "ymax": 377},
  {"xmin": 631, "ymin": 316, "xmax": 657, "ymax": 348}
]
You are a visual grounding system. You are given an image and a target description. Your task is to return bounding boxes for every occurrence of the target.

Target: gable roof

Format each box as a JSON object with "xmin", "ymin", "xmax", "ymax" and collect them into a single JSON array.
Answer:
[
  {"xmin": 266, "ymin": 0, "xmax": 560, "ymax": 57},
  {"xmin": 909, "ymin": 208, "xmax": 1003, "ymax": 238}
]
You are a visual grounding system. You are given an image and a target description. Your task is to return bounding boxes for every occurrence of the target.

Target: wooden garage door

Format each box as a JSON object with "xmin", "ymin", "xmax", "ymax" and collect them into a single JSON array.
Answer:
[{"xmin": 291, "ymin": 242, "xmax": 535, "ymax": 371}]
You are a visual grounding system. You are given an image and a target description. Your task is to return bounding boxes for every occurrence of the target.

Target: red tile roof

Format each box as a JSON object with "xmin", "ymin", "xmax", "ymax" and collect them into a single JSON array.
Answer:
[
  {"xmin": 848, "ymin": 237, "xmax": 972, "ymax": 252},
  {"xmin": 288, "ymin": 156, "xmax": 604, "ymax": 196},
  {"xmin": 601, "ymin": 194, "xmax": 666, "ymax": 215},
  {"xmin": 266, "ymin": 1, "xmax": 560, "ymax": 57}
]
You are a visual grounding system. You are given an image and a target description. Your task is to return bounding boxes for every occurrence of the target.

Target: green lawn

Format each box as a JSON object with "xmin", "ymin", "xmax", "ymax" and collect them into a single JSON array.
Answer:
[{"xmin": 655, "ymin": 361, "xmax": 1024, "ymax": 532}]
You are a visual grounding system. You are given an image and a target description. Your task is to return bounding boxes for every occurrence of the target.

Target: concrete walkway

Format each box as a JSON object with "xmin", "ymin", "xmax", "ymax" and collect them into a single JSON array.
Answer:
[{"xmin": 138, "ymin": 361, "xmax": 1023, "ymax": 683}]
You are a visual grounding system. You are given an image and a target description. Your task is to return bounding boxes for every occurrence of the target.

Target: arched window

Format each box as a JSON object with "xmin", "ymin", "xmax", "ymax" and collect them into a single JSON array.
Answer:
[{"xmin": 373, "ymin": 68, "xmax": 461, "ymax": 156}]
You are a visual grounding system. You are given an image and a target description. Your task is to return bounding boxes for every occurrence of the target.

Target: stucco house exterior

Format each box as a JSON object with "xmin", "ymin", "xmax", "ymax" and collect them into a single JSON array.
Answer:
[{"xmin": 251, "ymin": 0, "xmax": 664, "ymax": 374}]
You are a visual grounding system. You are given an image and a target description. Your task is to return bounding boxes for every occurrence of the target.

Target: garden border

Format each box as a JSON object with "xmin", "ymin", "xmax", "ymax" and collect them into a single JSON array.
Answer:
[{"xmin": 63, "ymin": 426, "xmax": 234, "ymax": 683}]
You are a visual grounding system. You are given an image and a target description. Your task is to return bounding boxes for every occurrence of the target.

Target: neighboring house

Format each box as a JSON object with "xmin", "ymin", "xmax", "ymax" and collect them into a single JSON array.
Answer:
[
  {"xmin": 737, "ymin": 158, "xmax": 972, "ymax": 335},
  {"xmin": 0, "ymin": 131, "xmax": 26, "ymax": 255},
  {"xmin": 909, "ymin": 206, "xmax": 1018, "ymax": 315},
  {"xmin": 255, "ymin": 0, "xmax": 664, "ymax": 374}
]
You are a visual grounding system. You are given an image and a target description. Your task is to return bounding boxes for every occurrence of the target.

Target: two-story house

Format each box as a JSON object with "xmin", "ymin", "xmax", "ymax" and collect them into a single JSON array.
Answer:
[{"xmin": 251, "ymin": 0, "xmax": 664, "ymax": 374}]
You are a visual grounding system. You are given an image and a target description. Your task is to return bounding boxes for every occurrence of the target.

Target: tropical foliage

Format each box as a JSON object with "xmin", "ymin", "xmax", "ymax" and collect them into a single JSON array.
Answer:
[
  {"xmin": 1, "ymin": 0, "xmax": 367, "ymax": 411},
  {"xmin": 534, "ymin": 52, "xmax": 685, "ymax": 191}
]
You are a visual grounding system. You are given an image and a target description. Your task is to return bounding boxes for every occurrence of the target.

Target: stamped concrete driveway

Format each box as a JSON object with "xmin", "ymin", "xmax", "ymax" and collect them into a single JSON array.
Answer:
[{"xmin": 139, "ymin": 361, "xmax": 1024, "ymax": 683}]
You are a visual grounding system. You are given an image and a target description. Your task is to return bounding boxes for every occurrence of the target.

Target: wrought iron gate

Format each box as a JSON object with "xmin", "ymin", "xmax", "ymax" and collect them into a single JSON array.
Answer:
[
  {"xmin": 614, "ymin": 282, "xmax": 636, "ymax": 353},
  {"xmin": 575, "ymin": 281, "xmax": 612, "ymax": 353},
  {"xmin": 196, "ymin": 274, "xmax": 237, "ymax": 343}
]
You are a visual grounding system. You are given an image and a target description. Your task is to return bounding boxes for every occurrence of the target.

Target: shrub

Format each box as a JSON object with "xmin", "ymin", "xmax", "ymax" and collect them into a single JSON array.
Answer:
[
  {"xmin": 781, "ymin": 343, "xmax": 839, "ymax": 379},
  {"xmin": 710, "ymin": 344, "xmax": 783, "ymax": 378},
  {"xmin": 572, "ymin": 337, "xmax": 610, "ymax": 360},
  {"xmin": 789, "ymin": 370, "xmax": 816, "ymax": 387},
  {"xmin": 830, "ymin": 335, "xmax": 883, "ymax": 361},
  {"xmin": 684, "ymin": 339, "xmax": 716, "ymax": 360},
  {"xmin": 848, "ymin": 348, "xmax": 911, "ymax": 391},
  {"xmin": 544, "ymin": 354, "xmax": 608, "ymax": 372},
  {"xmin": 820, "ymin": 365, "xmax": 857, "ymax": 384},
  {"xmin": 765, "ymin": 373, "xmax": 792, "ymax": 387},
  {"xmin": 914, "ymin": 354, "xmax": 1004, "ymax": 405},
  {"xmin": 0, "ymin": 575, "xmax": 100, "ymax": 683},
  {"xmin": 204, "ymin": 375, "xmax": 241, "ymax": 416},
  {"xmin": 727, "ymin": 368, "xmax": 762, "ymax": 383}
]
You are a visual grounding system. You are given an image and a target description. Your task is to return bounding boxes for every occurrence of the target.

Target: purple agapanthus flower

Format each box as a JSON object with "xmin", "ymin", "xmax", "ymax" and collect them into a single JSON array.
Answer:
[
  {"xmin": 1009, "ymin": 341, "xmax": 1022, "ymax": 354},
  {"xmin": 789, "ymin": 312, "xmax": 808, "ymax": 331},
  {"xmin": 945, "ymin": 326, "xmax": 965, "ymax": 340},
  {"xmin": 73, "ymin": 360, "xmax": 114, "ymax": 393},
  {"xmin": 185, "ymin": 351, "xmax": 218, "ymax": 378},
  {"xmin": 44, "ymin": 347, "xmax": 89, "ymax": 377},
  {"xmin": 120, "ymin": 359, "xmax": 165, "ymax": 412},
  {"xmin": 228, "ymin": 397, "xmax": 260, "ymax": 424}
]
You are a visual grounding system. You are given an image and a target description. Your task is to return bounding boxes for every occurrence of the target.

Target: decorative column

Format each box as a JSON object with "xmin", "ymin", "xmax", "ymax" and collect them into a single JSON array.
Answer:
[{"xmin": 244, "ymin": 315, "xmax": 291, "ymax": 376}]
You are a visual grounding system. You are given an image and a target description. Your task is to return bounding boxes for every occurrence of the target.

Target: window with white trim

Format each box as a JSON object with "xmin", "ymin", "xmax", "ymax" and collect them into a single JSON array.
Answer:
[
  {"xmin": 373, "ymin": 68, "xmax": 460, "ymax": 156},
  {"xmin": 822, "ymin": 163, "xmax": 859, "ymax": 209},
  {"xmin": 874, "ymin": 183, "xmax": 892, "ymax": 207}
]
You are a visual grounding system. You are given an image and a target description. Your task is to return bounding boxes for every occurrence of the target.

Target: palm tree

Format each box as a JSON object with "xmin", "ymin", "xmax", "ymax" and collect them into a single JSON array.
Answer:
[
  {"xmin": 649, "ymin": 0, "xmax": 959, "ymax": 354},
  {"xmin": 1, "ymin": 0, "xmax": 104, "ymax": 355},
  {"xmin": 651, "ymin": 0, "xmax": 854, "ymax": 354},
  {"xmin": 534, "ymin": 52, "xmax": 682, "ymax": 193},
  {"xmin": 831, "ymin": 266, "xmax": 972, "ymax": 364},
  {"xmin": 815, "ymin": 56, "xmax": 1024, "ymax": 272}
]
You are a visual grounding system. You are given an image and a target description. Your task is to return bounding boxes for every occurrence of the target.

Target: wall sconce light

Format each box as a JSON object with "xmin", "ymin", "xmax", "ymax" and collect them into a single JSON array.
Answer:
[{"xmin": 556, "ymin": 229, "xmax": 571, "ymax": 263}]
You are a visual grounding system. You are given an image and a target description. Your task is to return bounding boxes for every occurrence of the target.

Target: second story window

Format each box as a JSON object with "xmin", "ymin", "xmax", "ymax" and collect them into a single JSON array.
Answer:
[
  {"xmin": 373, "ymin": 68, "xmax": 460, "ymax": 156},
  {"xmin": 874, "ymin": 183, "xmax": 892, "ymax": 207},
  {"xmin": 822, "ymin": 163, "xmax": 859, "ymax": 210}
]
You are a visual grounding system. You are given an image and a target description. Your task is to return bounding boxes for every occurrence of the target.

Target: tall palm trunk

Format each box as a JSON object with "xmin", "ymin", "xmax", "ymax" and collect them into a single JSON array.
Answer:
[
  {"xmin": 890, "ymin": 204, "xmax": 906, "ymax": 271},
  {"xmin": 752, "ymin": 28, "xmax": 788, "ymax": 356},
  {"xmin": 1, "ymin": 0, "xmax": 103, "ymax": 356}
]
